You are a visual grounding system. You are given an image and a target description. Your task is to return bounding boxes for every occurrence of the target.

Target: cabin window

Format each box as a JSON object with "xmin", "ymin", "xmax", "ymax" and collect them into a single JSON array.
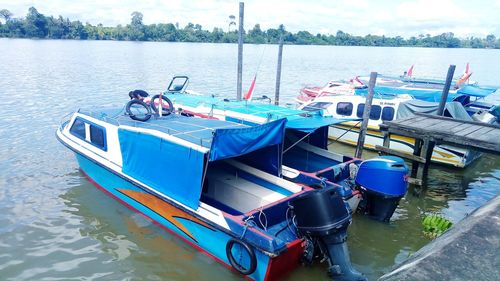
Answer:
[
  {"xmin": 336, "ymin": 102, "xmax": 353, "ymax": 116},
  {"xmin": 356, "ymin": 103, "xmax": 365, "ymax": 118},
  {"xmin": 90, "ymin": 124, "xmax": 106, "ymax": 150},
  {"xmin": 69, "ymin": 119, "xmax": 86, "ymax": 139},
  {"xmin": 69, "ymin": 117, "xmax": 107, "ymax": 151},
  {"xmin": 382, "ymin": 107, "xmax": 395, "ymax": 121},
  {"xmin": 302, "ymin": 102, "xmax": 332, "ymax": 112},
  {"xmin": 370, "ymin": 105, "xmax": 382, "ymax": 120}
]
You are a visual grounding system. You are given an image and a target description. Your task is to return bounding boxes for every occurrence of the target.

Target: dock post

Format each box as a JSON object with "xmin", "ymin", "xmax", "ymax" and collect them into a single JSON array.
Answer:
[
  {"xmin": 274, "ymin": 33, "xmax": 284, "ymax": 105},
  {"xmin": 236, "ymin": 2, "xmax": 244, "ymax": 101},
  {"xmin": 437, "ymin": 65, "xmax": 456, "ymax": 116},
  {"xmin": 355, "ymin": 71, "xmax": 377, "ymax": 159},
  {"xmin": 416, "ymin": 138, "xmax": 431, "ymax": 183}
]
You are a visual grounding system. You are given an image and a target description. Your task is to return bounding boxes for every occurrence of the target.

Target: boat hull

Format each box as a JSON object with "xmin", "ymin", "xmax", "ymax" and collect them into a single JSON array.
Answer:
[
  {"xmin": 329, "ymin": 124, "xmax": 480, "ymax": 168},
  {"xmin": 72, "ymin": 151, "xmax": 302, "ymax": 281}
]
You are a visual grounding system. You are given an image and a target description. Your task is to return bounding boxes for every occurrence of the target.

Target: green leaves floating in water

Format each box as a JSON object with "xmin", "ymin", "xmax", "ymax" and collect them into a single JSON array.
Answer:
[{"xmin": 422, "ymin": 214, "xmax": 453, "ymax": 239}]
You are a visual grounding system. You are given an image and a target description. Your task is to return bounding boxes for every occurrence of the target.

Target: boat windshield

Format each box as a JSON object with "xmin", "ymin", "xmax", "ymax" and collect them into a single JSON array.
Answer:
[{"xmin": 302, "ymin": 102, "xmax": 333, "ymax": 112}]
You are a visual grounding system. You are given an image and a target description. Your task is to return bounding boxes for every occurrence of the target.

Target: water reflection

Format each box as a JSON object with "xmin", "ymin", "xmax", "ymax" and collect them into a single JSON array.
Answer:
[{"xmin": 60, "ymin": 174, "xmax": 241, "ymax": 281}]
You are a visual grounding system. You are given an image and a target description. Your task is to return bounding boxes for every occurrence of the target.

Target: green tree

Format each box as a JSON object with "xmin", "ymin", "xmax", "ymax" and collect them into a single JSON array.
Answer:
[
  {"xmin": 486, "ymin": 34, "xmax": 496, "ymax": 48},
  {"xmin": 24, "ymin": 7, "xmax": 48, "ymax": 37},
  {"xmin": 248, "ymin": 24, "xmax": 265, "ymax": 43},
  {"xmin": 0, "ymin": 9, "xmax": 13, "ymax": 23},
  {"xmin": 129, "ymin": 11, "xmax": 144, "ymax": 40},
  {"xmin": 228, "ymin": 15, "xmax": 236, "ymax": 32}
]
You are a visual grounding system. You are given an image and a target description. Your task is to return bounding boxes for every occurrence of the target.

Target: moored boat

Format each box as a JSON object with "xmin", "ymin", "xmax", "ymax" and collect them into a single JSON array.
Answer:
[
  {"xmin": 298, "ymin": 65, "xmax": 499, "ymax": 106},
  {"xmin": 56, "ymin": 102, "xmax": 367, "ymax": 281},
  {"xmin": 298, "ymin": 94, "xmax": 498, "ymax": 168},
  {"xmin": 160, "ymin": 76, "xmax": 409, "ymax": 222}
]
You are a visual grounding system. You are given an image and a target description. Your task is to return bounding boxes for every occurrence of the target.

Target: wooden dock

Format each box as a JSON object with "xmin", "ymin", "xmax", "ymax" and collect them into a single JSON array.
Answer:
[{"xmin": 377, "ymin": 113, "xmax": 500, "ymax": 185}]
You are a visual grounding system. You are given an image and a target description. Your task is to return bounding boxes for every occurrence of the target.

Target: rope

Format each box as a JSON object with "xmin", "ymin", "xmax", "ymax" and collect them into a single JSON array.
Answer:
[
  {"xmin": 328, "ymin": 120, "xmax": 361, "ymax": 145},
  {"xmin": 240, "ymin": 216, "xmax": 256, "ymax": 239}
]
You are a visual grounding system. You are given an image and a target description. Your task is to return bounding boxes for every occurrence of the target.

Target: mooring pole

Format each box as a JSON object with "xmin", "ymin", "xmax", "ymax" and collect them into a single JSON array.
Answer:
[
  {"xmin": 437, "ymin": 64, "xmax": 456, "ymax": 116},
  {"xmin": 274, "ymin": 34, "xmax": 284, "ymax": 105},
  {"xmin": 355, "ymin": 71, "xmax": 377, "ymax": 159},
  {"xmin": 236, "ymin": 2, "xmax": 244, "ymax": 101}
]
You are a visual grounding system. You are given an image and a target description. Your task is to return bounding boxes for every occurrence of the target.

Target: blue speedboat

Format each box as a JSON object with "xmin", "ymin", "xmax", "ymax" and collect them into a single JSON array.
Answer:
[
  {"xmin": 57, "ymin": 102, "xmax": 367, "ymax": 281},
  {"xmin": 158, "ymin": 76, "xmax": 409, "ymax": 222}
]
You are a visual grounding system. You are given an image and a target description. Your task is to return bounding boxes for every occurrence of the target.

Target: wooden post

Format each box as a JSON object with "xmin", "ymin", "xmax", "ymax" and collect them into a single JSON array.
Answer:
[
  {"xmin": 274, "ymin": 34, "xmax": 283, "ymax": 105},
  {"xmin": 355, "ymin": 72, "xmax": 377, "ymax": 159},
  {"xmin": 416, "ymin": 138, "xmax": 430, "ymax": 182},
  {"xmin": 437, "ymin": 65, "xmax": 456, "ymax": 116},
  {"xmin": 382, "ymin": 132, "xmax": 391, "ymax": 148},
  {"xmin": 236, "ymin": 2, "xmax": 244, "ymax": 101}
]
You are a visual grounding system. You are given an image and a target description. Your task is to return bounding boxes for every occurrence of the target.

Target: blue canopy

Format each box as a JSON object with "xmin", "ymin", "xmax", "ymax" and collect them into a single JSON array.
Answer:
[
  {"xmin": 117, "ymin": 116, "xmax": 286, "ymax": 209},
  {"xmin": 285, "ymin": 114, "xmax": 359, "ymax": 133},
  {"xmin": 456, "ymin": 85, "xmax": 497, "ymax": 97},
  {"xmin": 210, "ymin": 119, "xmax": 286, "ymax": 160},
  {"xmin": 164, "ymin": 93, "xmax": 355, "ymax": 133}
]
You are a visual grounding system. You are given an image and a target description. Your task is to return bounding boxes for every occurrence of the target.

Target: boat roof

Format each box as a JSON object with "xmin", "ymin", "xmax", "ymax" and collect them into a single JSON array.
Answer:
[
  {"xmin": 80, "ymin": 107, "xmax": 248, "ymax": 148},
  {"xmin": 165, "ymin": 93, "xmax": 358, "ymax": 132}
]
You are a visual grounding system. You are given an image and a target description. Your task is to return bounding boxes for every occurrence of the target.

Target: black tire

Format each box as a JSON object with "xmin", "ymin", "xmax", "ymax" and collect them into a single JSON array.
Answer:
[
  {"xmin": 226, "ymin": 238, "xmax": 257, "ymax": 276},
  {"xmin": 150, "ymin": 95, "xmax": 174, "ymax": 116},
  {"xmin": 126, "ymin": 100, "xmax": 152, "ymax": 121}
]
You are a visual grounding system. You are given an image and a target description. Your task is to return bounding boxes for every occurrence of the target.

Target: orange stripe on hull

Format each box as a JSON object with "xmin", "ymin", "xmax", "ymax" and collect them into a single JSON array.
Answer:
[{"xmin": 118, "ymin": 189, "xmax": 214, "ymax": 242}]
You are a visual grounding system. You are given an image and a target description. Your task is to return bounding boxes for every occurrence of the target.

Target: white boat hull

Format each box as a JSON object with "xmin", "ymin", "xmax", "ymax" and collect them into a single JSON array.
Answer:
[{"xmin": 329, "ymin": 124, "xmax": 480, "ymax": 168}]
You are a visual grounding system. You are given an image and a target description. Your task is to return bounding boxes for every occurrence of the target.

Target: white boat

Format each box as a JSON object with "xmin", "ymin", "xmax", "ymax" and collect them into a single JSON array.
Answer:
[{"xmin": 298, "ymin": 95, "xmax": 490, "ymax": 168}]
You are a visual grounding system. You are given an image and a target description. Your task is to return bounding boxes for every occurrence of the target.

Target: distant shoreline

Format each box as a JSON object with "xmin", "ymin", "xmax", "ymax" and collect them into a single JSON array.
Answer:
[
  {"xmin": 1, "ymin": 7, "xmax": 499, "ymax": 49},
  {"xmin": 2, "ymin": 37, "xmax": 500, "ymax": 51}
]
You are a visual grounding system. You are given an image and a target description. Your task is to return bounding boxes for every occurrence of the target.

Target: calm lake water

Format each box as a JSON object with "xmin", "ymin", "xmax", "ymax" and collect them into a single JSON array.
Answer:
[{"xmin": 0, "ymin": 38, "xmax": 499, "ymax": 281}]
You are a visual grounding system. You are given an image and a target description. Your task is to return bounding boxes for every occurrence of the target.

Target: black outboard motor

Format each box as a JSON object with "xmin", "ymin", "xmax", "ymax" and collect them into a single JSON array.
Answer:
[
  {"xmin": 292, "ymin": 189, "xmax": 366, "ymax": 281},
  {"xmin": 355, "ymin": 156, "xmax": 408, "ymax": 222}
]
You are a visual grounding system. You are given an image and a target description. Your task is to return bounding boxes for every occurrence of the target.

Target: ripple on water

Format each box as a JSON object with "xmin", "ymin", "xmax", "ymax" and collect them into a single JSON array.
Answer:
[{"xmin": 0, "ymin": 39, "xmax": 498, "ymax": 281}]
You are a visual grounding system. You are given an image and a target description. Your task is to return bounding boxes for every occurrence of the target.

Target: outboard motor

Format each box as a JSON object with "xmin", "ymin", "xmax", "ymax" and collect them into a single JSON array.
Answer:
[
  {"xmin": 355, "ymin": 156, "xmax": 408, "ymax": 222},
  {"xmin": 292, "ymin": 189, "xmax": 366, "ymax": 281}
]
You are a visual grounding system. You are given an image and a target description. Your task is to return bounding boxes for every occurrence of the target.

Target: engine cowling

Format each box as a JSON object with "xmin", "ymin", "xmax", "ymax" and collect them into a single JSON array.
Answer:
[{"xmin": 355, "ymin": 156, "xmax": 408, "ymax": 222}]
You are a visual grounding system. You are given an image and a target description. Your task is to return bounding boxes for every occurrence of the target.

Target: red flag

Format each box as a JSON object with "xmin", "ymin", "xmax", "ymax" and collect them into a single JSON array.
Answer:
[
  {"xmin": 465, "ymin": 63, "xmax": 470, "ymax": 75},
  {"xmin": 244, "ymin": 75, "xmax": 257, "ymax": 101},
  {"xmin": 407, "ymin": 65, "xmax": 414, "ymax": 77}
]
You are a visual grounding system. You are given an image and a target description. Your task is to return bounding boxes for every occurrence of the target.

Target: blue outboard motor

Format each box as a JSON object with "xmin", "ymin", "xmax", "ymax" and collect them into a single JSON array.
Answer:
[{"xmin": 355, "ymin": 156, "xmax": 408, "ymax": 222}]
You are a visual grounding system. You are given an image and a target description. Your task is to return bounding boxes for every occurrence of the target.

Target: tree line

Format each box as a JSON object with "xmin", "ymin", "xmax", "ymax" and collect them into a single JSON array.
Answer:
[{"xmin": 1, "ymin": 7, "xmax": 499, "ymax": 49}]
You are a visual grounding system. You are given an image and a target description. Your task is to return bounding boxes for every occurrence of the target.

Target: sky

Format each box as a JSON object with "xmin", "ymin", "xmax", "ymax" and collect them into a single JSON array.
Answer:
[{"xmin": 1, "ymin": 0, "xmax": 499, "ymax": 38}]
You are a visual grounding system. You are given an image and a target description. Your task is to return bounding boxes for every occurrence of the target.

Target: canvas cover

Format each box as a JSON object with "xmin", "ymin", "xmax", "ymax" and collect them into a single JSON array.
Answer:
[
  {"xmin": 396, "ymin": 100, "xmax": 472, "ymax": 121},
  {"xmin": 118, "ymin": 118, "xmax": 286, "ymax": 209}
]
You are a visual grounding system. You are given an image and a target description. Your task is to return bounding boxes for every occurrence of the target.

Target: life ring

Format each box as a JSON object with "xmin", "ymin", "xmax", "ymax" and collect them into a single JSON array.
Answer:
[
  {"xmin": 226, "ymin": 238, "xmax": 257, "ymax": 275},
  {"xmin": 150, "ymin": 95, "xmax": 174, "ymax": 116},
  {"xmin": 126, "ymin": 99, "xmax": 152, "ymax": 121}
]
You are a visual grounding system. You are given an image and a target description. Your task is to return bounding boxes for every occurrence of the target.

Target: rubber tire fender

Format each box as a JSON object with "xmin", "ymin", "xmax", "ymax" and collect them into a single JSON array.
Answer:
[
  {"xmin": 126, "ymin": 99, "xmax": 152, "ymax": 121},
  {"xmin": 150, "ymin": 95, "xmax": 174, "ymax": 116},
  {"xmin": 226, "ymin": 238, "xmax": 257, "ymax": 276}
]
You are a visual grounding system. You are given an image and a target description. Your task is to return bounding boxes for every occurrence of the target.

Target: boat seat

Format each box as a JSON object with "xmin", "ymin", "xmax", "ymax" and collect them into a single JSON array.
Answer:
[{"xmin": 204, "ymin": 168, "xmax": 286, "ymax": 213}]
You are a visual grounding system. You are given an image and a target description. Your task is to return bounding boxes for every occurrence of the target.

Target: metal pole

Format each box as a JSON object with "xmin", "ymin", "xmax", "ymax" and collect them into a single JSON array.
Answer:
[
  {"xmin": 437, "ymin": 65, "xmax": 456, "ymax": 116},
  {"xmin": 274, "ymin": 34, "xmax": 283, "ymax": 105},
  {"xmin": 236, "ymin": 2, "xmax": 244, "ymax": 101},
  {"xmin": 355, "ymin": 72, "xmax": 377, "ymax": 159}
]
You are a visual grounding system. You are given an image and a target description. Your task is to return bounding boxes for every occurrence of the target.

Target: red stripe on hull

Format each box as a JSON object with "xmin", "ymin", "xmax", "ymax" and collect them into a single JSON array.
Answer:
[{"xmin": 264, "ymin": 239, "xmax": 304, "ymax": 281}]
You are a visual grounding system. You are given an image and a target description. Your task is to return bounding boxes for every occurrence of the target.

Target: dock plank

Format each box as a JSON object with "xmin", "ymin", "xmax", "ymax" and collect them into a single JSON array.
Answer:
[
  {"xmin": 465, "ymin": 127, "xmax": 496, "ymax": 138},
  {"xmin": 454, "ymin": 125, "xmax": 484, "ymax": 137},
  {"xmin": 382, "ymin": 114, "xmax": 500, "ymax": 156}
]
